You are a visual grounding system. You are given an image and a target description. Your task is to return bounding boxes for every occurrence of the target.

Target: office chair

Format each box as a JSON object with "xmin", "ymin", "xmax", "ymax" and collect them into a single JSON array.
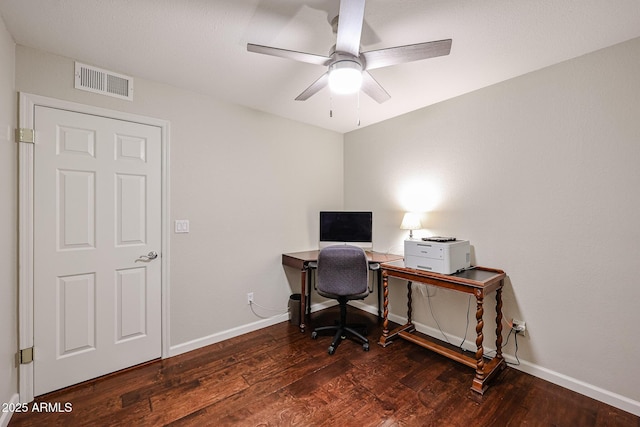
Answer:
[{"xmin": 311, "ymin": 245, "xmax": 370, "ymax": 354}]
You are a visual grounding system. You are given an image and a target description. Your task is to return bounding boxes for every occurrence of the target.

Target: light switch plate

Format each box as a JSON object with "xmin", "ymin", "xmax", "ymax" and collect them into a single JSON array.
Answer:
[{"xmin": 175, "ymin": 219, "xmax": 189, "ymax": 233}]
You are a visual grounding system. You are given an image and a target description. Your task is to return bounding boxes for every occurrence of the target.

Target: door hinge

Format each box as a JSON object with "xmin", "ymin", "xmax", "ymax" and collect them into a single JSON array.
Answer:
[
  {"xmin": 19, "ymin": 347, "xmax": 34, "ymax": 364},
  {"xmin": 15, "ymin": 128, "xmax": 35, "ymax": 144}
]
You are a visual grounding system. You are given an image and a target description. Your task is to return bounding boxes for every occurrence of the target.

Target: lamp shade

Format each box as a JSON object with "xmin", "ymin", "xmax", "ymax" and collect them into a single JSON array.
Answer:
[{"xmin": 400, "ymin": 212, "xmax": 422, "ymax": 231}]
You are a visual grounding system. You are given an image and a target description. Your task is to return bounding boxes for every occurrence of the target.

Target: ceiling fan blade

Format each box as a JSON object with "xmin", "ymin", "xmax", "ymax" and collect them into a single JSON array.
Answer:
[
  {"xmin": 361, "ymin": 71, "xmax": 390, "ymax": 103},
  {"xmin": 362, "ymin": 39, "xmax": 452, "ymax": 70},
  {"xmin": 335, "ymin": 0, "xmax": 365, "ymax": 56},
  {"xmin": 295, "ymin": 73, "xmax": 329, "ymax": 101},
  {"xmin": 247, "ymin": 43, "xmax": 331, "ymax": 66}
]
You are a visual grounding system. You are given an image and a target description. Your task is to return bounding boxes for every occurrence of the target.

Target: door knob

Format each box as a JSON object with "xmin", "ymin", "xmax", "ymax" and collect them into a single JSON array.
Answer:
[{"xmin": 136, "ymin": 251, "xmax": 158, "ymax": 262}]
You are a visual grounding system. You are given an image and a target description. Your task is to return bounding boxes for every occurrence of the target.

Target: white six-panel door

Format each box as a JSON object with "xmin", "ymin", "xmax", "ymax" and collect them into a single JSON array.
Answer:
[{"xmin": 33, "ymin": 106, "xmax": 162, "ymax": 395}]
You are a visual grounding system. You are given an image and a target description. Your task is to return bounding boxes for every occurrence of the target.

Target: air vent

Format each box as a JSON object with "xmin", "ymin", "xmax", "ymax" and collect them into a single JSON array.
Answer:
[{"xmin": 74, "ymin": 62, "xmax": 134, "ymax": 101}]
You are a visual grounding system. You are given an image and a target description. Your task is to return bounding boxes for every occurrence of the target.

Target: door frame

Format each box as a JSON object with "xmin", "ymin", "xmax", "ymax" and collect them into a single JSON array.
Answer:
[{"xmin": 18, "ymin": 92, "xmax": 171, "ymax": 402}]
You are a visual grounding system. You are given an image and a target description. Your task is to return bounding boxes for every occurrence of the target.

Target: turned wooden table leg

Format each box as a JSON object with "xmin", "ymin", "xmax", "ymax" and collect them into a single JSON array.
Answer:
[
  {"xmin": 472, "ymin": 289, "xmax": 486, "ymax": 393},
  {"xmin": 381, "ymin": 271, "xmax": 390, "ymax": 338},
  {"xmin": 495, "ymin": 283, "xmax": 504, "ymax": 361},
  {"xmin": 406, "ymin": 281, "xmax": 413, "ymax": 324}
]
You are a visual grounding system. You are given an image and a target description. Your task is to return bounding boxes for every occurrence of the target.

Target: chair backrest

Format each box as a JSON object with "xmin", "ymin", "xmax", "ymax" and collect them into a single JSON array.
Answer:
[{"xmin": 316, "ymin": 245, "xmax": 369, "ymax": 297}]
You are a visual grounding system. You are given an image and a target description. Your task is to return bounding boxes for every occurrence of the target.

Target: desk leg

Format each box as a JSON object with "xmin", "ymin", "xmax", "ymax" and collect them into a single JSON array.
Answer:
[
  {"xmin": 299, "ymin": 268, "xmax": 306, "ymax": 332},
  {"xmin": 472, "ymin": 289, "xmax": 486, "ymax": 394}
]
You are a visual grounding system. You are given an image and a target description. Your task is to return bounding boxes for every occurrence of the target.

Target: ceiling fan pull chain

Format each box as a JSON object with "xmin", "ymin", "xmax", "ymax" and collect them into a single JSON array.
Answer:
[
  {"xmin": 357, "ymin": 91, "xmax": 361, "ymax": 126},
  {"xmin": 329, "ymin": 95, "xmax": 333, "ymax": 118}
]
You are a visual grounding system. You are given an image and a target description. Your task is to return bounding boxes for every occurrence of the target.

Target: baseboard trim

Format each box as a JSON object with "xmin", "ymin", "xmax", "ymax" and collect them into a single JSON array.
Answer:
[
  {"xmin": 381, "ymin": 309, "xmax": 640, "ymax": 417},
  {"xmin": 511, "ymin": 359, "xmax": 640, "ymax": 417},
  {"xmin": 169, "ymin": 313, "xmax": 288, "ymax": 357},
  {"xmin": 0, "ymin": 393, "xmax": 20, "ymax": 427},
  {"xmin": 168, "ymin": 300, "xmax": 336, "ymax": 358}
]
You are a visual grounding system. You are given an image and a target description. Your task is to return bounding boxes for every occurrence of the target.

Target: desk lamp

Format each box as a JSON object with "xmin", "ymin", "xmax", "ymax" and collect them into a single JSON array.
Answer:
[{"xmin": 400, "ymin": 212, "xmax": 422, "ymax": 239}]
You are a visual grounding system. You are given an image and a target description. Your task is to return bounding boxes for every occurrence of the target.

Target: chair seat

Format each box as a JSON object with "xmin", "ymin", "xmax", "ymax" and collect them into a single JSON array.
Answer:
[{"xmin": 316, "ymin": 289, "xmax": 369, "ymax": 301}]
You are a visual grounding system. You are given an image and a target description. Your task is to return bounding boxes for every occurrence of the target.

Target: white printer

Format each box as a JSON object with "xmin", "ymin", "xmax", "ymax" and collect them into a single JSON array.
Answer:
[{"xmin": 404, "ymin": 238, "xmax": 471, "ymax": 274}]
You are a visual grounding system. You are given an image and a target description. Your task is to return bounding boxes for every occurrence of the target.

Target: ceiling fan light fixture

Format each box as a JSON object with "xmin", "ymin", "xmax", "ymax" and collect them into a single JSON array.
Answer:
[
  {"xmin": 247, "ymin": 0, "xmax": 452, "ymax": 104},
  {"xmin": 328, "ymin": 60, "xmax": 363, "ymax": 95}
]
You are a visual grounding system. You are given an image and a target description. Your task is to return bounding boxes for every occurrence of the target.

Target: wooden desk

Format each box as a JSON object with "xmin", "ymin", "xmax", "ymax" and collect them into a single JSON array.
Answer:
[
  {"xmin": 282, "ymin": 250, "xmax": 403, "ymax": 332},
  {"xmin": 378, "ymin": 261, "xmax": 506, "ymax": 394}
]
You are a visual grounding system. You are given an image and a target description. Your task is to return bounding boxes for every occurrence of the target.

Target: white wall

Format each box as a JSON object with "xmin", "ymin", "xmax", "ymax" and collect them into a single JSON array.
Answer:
[
  {"xmin": 14, "ymin": 46, "xmax": 343, "ymax": 352},
  {"xmin": 0, "ymin": 13, "xmax": 17, "ymax": 425},
  {"xmin": 344, "ymin": 37, "xmax": 640, "ymax": 413}
]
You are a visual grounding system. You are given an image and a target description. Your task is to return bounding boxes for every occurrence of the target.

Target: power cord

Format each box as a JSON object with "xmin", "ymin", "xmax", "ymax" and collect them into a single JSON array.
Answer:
[
  {"xmin": 505, "ymin": 328, "xmax": 521, "ymax": 366},
  {"xmin": 459, "ymin": 294, "xmax": 472, "ymax": 350},
  {"xmin": 425, "ymin": 284, "xmax": 453, "ymax": 345},
  {"xmin": 424, "ymin": 284, "xmax": 472, "ymax": 351},
  {"xmin": 422, "ymin": 283, "xmax": 522, "ymax": 366},
  {"xmin": 484, "ymin": 327, "xmax": 521, "ymax": 366},
  {"xmin": 418, "ymin": 283, "xmax": 437, "ymax": 298},
  {"xmin": 248, "ymin": 300, "xmax": 288, "ymax": 319}
]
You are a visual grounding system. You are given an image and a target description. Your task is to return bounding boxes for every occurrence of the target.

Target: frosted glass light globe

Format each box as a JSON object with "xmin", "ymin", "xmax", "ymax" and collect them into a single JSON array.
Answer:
[{"xmin": 328, "ymin": 60, "xmax": 363, "ymax": 95}]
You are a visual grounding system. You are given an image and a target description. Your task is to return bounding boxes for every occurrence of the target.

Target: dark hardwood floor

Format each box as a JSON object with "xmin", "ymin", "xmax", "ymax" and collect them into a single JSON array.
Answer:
[{"xmin": 9, "ymin": 307, "xmax": 639, "ymax": 426}]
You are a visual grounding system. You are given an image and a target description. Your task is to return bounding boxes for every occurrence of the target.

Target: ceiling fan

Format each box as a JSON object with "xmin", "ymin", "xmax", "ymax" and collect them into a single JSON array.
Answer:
[{"xmin": 247, "ymin": 0, "xmax": 452, "ymax": 103}]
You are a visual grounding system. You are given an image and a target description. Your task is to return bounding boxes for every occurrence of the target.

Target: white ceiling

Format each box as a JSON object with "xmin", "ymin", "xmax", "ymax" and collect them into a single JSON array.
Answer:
[{"xmin": 2, "ymin": 0, "xmax": 640, "ymax": 133}]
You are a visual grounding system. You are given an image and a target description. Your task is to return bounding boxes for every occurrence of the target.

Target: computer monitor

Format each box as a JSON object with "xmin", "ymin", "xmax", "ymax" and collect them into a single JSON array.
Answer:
[{"xmin": 319, "ymin": 211, "xmax": 373, "ymax": 249}]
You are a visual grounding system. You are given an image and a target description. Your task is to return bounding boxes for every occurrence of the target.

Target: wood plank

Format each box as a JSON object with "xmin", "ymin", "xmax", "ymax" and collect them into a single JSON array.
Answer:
[{"xmin": 8, "ymin": 306, "xmax": 639, "ymax": 426}]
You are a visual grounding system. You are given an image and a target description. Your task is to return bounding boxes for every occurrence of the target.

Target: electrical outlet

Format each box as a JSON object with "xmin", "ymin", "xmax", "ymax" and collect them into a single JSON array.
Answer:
[
  {"xmin": 247, "ymin": 292, "xmax": 254, "ymax": 305},
  {"xmin": 512, "ymin": 319, "xmax": 526, "ymax": 336}
]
